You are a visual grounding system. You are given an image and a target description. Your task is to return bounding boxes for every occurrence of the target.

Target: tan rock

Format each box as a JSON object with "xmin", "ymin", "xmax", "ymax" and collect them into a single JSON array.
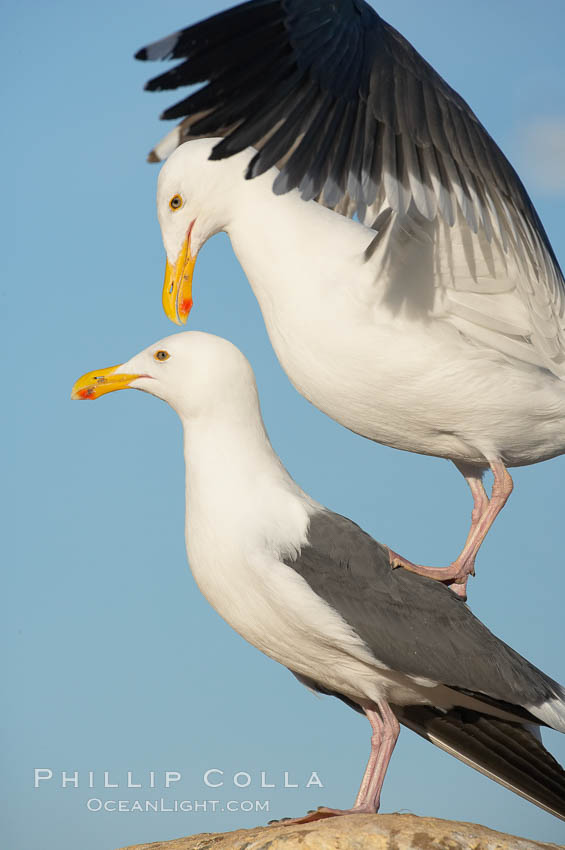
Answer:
[{"xmin": 118, "ymin": 813, "xmax": 563, "ymax": 850}]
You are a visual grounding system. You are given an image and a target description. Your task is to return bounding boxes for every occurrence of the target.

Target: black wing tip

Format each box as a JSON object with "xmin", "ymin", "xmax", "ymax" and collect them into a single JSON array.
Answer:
[
  {"xmin": 135, "ymin": 47, "xmax": 148, "ymax": 61},
  {"xmin": 161, "ymin": 104, "xmax": 185, "ymax": 121},
  {"xmin": 145, "ymin": 73, "xmax": 174, "ymax": 93},
  {"xmin": 147, "ymin": 150, "xmax": 161, "ymax": 164},
  {"xmin": 246, "ymin": 154, "xmax": 266, "ymax": 180},
  {"xmin": 209, "ymin": 138, "xmax": 258, "ymax": 164},
  {"xmin": 209, "ymin": 138, "xmax": 242, "ymax": 161}
]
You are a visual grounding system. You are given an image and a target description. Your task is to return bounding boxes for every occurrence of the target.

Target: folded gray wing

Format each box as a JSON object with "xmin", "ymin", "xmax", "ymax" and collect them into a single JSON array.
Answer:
[{"xmin": 283, "ymin": 510, "xmax": 563, "ymax": 716}]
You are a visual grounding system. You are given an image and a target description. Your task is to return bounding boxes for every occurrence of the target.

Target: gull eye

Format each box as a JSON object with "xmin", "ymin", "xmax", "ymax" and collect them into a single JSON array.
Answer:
[
  {"xmin": 154, "ymin": 350, "xmax": 170, "ymax": 362},
  {"xmin": 169, "ymin": 194, "xmax": 183, "ymax": 211}
]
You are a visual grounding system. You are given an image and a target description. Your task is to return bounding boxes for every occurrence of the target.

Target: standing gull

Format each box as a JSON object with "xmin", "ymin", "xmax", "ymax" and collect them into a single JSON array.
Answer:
[
  {"xmin": 72, "ymin": 331, "xmax": 565, "ymax": 822},
  {"xmin": 135, "ymin": 1, "xmax": 565, "ymax": 596}
]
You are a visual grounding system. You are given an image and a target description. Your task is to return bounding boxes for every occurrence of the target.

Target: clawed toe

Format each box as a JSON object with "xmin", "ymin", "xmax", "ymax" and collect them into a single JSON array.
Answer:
[{"xmin": 388, "ymin": 548, "xmax": 471, "ymax": 599}]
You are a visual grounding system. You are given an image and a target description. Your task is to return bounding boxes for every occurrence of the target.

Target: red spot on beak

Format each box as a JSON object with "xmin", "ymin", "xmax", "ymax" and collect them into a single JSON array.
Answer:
[
  {"xmin": 180, "ymin": 296, "xmax": 193, "ymax": 316},
  {"xmin": 79, "ymin": 387, "xmax": 95, "ymax": 399}
]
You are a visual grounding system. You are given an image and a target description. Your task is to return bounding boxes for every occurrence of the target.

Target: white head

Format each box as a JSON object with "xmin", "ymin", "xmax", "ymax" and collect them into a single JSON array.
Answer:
[
  {"xmin": 71, "ymin": 331, "xmax": 261, "ymax": 424},
  {"xmin": 156, "ymin": 139, "xmax": 251, "ymax": 325}
]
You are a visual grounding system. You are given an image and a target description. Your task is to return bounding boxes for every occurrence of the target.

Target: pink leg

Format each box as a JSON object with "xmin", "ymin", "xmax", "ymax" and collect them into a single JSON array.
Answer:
[
  {"xmin": 272, "ymin": 701, "xmax": 400, "ymax": 825},
  {"xmin": 354, "ymin": 702, "xmax": 400, "ymax": 812},
  {"xmin": 389, "ymin": 460, "xmax": 513, "ymax": 600},
  {"xmin": 441, "ymin": 462, "xmax": 489, "ymax": 597},
  {"xmin": 455, "ymin": 462, "xmax": 490, "ymax": 546},
  {"xmin": 351, "ymin": 707, "xmax": 383, "ymax": 808}
]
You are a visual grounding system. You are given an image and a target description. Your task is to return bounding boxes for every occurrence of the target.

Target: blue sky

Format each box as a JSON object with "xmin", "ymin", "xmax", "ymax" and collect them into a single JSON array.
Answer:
[{"xmin": 3, "ymin": 1, "xmax": 565, "ymax": 848}]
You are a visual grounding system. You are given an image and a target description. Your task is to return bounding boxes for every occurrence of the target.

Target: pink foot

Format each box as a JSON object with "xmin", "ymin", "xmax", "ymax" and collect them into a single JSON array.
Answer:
[
  {"xmin": 269, "ymin": 805, "xmax": 375, "ymax": 825},
  {"xmin": 388, "ymin": 549, "xmax": 471, "ymax": 600},
  {"xmin": 270, "ymin": 701, "xmax": 399, "ymax": 827},
  {"xmin": 386, "ymin": 460, "xmax": 514, "ymax": 602}
]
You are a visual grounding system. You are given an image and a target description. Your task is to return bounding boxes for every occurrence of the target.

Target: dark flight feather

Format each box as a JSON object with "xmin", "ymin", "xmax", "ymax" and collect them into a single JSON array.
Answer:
[{"xmin": 135, "ymin": 0, "xmax": 561, "ymax": 278}]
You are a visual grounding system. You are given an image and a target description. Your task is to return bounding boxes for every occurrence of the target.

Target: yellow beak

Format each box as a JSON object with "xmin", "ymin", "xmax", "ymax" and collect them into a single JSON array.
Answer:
[
  {"xmin": 162, "ymin": 220, "xmax": 197, "ymax": 325},
  {"xmin": 70, "ymin": 365, "xmax": 143, "ymax": 400}
]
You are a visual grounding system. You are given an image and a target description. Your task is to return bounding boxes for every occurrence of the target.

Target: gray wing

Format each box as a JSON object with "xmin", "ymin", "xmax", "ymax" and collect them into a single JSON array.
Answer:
[
  {"xmin": 136, "ymin": 0, "xmax": 565, "ymax": 374},
  {"xmin": 283, "ymin": 510, "xmax": 563, "ymax": 716}
]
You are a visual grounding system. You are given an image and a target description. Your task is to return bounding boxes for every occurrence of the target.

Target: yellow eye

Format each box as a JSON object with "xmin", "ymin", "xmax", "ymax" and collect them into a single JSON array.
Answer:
[
  {"xmin": 154, "ymin": 350, "xmax": 170, "ymax": 362},
  {"xmin": 169, "ymin": 194, "xmax": 183, "ymax": 211}
]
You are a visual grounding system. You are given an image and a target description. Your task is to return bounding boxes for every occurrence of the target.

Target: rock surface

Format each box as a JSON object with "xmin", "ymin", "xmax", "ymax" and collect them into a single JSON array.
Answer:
[{"xmin": 119, "ymin": 813, "xmax": 563, "ymax": 850}]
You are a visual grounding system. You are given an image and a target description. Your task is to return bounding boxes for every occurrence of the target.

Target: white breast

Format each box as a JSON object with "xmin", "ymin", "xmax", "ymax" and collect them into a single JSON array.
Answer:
[
  {"xmin": 229, "ymin": 196, "xmax": 565, "ymax": 467},
  {"xmin": 182, "ymin": 422, "xmax": 397, "ymax": 705}
]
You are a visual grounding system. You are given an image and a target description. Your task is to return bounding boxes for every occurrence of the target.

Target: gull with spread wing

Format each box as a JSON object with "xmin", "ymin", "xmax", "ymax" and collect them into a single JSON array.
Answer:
[{"xmin": 136, "ymin": 1, "xmax": 565, "ymax": 596}]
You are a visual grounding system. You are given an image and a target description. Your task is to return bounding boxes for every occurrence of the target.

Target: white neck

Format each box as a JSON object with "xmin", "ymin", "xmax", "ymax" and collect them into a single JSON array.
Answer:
[
  {"xmin": 181, "ymin": 410, "xmax": 315, "ymax": 581},
  {"xmin": 225, "ymin": 163, "xmax": 374, "ymax": 317}
]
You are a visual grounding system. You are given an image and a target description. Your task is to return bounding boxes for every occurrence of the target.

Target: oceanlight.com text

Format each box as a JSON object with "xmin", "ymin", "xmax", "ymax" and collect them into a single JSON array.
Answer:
[{"xmin": 86, "ymin": 798, "xmax": 270, "ymax": 813}]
